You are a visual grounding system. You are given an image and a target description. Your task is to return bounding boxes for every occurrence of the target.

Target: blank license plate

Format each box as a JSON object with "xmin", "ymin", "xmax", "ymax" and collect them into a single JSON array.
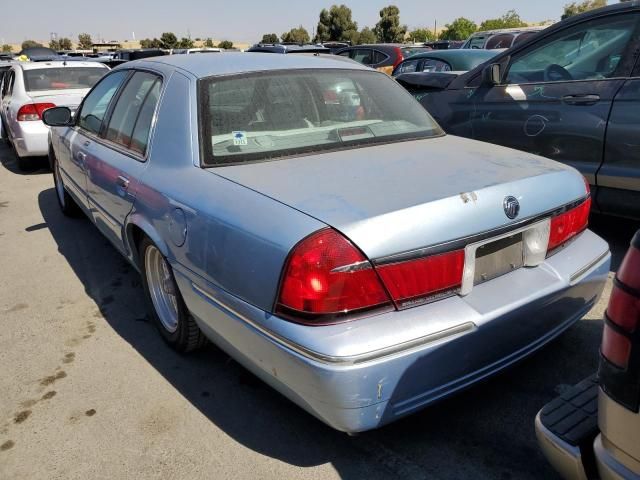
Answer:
[{"xmin": 474, "ymin": 234, "xmax": 524, "ymax": 285}]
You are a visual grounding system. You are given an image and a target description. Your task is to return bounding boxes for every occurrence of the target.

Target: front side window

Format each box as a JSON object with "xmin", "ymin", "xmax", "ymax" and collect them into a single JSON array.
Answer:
[
  {"xmin": 78, "ymin": 70, "xmax": 129, "ymax": 135},
  {"xmin": 23, "ymin": 67, "xmax": 107, "ymax": 92},
  {"xmin": 105, "ymin": 71, "xmax": 161, "ymax": 154},
  {"xmin": 200, "ymin": 69, "xmax": 443, "ymax": 166},
  {"xmin": 507, "ymin": 14, "xmax": 638, "ymax": 84}
]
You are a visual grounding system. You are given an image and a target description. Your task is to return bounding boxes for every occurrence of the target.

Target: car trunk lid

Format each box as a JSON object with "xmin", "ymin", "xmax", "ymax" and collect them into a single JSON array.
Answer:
[{"xmin": 209, "ymin": 135, "xmax": 587, "ymax": 260}]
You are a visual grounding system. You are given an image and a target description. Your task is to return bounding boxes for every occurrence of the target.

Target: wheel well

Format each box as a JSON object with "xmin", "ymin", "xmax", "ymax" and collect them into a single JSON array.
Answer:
[{"xmin": 128, "ymin": 224, "xmax": 146, "ymax": 267}]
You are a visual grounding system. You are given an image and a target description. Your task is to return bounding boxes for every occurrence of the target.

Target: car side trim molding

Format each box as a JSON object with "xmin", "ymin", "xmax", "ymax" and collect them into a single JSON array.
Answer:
[{"xmin": 191, "ymin": 281, "xmax": 475, "ymax": 366}]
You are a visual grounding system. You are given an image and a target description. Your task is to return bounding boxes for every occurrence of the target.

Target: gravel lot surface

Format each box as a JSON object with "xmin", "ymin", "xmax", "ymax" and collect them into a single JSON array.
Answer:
[{"xmin": 1, "ymin": 144, "xmax": 638, "ymax": 479}]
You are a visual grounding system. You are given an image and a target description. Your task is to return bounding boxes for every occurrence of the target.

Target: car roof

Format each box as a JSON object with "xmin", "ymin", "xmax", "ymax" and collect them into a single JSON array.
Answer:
[
  {"xmin": 17, "ymin": 61, "xmax": 109, "ymax": 70},
  {"xmin": 128, "ymin": 52, "xmax": 371, "ymax": 78}
]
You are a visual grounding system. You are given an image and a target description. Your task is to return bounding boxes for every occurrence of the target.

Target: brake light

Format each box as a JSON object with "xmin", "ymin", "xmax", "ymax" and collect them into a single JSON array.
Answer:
[
  {"xmin": 17, "ymin": 103, "xmax": 56, "ymax": 121},
  {"xmin": 602, "ymin": 237, "xmax": 640, "ymax": 368},
  {"xmin": 276, "ymin": 229, "xmax": 391, "ymax": 324},
  {"xmin": 376, "ymin": 250, "xmax": 465, "ymax": 309},
  {"xmin": 548, "ymin": 196, "xmax": 591, "ymax": 252},
  {"xmin": 393, "ymin": 47, "xmax": 405, "ymax": 68}
]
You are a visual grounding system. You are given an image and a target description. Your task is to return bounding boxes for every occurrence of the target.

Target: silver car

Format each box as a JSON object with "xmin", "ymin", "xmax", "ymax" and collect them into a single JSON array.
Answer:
[
  {"xmin": 42, "ymin": 53, "xmax": 610, "ymax": 433},
  {"xmin": 0, "ymin": 60, "xmax": 108, "ymax": 168}
]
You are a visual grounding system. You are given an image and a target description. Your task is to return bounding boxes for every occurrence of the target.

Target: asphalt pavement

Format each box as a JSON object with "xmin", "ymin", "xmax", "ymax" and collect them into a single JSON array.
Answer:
[{"xmin": 1, "ymin": 143, "xmax": 638, "ymax": 480}]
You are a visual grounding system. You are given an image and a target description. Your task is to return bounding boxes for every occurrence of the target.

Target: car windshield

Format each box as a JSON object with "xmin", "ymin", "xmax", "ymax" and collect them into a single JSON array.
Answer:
[
  {"xmin": 199, "ymin": 69, "xmax": 443, "ymax": 166},
  {"xmin": 24, "ymin": 67, "xmax": 106, "ymax": 91},
  {"xmin": 401, "ymin": 47, "xmax": 432, "ymax": 57}
]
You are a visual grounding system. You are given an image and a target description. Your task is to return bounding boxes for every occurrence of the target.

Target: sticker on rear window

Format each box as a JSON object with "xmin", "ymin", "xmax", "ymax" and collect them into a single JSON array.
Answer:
[{"xmin": 233, "ymin": 131, "xmax": 248, "ymax": 146}]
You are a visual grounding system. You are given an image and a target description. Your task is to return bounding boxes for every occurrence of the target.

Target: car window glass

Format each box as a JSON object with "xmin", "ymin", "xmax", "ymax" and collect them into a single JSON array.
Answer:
[
  {"xmin": 130, "ymin": 79, "xmax": 161, "ymax": 155},
  {"xmin": 352, "ymin": 49, "xmax": 374, "ymax": 65},
  {"xmin": 78, "ymin": 70, "xmax": 129, "ymax": 135},
  {"xmin": 372, "ymin": 50, "xmax": 388, "ymax": 64},
  {"xmin": 338, "ymin": 50, "xmax": 351, "ymax": 57},
  {"xmin": 23, "ymin": 67, "xmax": 106, "ymax": 92},
  {"xmin": 4, "ymin": 71, "xmax": 15, "ymax": 96},
  {"xmin": 507, "ymin": 14, "xmax": 638, "ymax": 84},
  {"xmin": 468, "ymin": 36, "xmax": 488, "ymax": 49},
  {"xmin": 513, "ymin": 31, "xmax": 539, "ymax": 46},
  {"xmin": 105, "ymin": 71, "xmax": 159, "ymax": 149},
  {"xmin": 396, "ymin": 59, "xmax": 420, "ymax": 74},
  {"xmin": 422, "ymin": 59, "xmax": 453, "ymax": 72},
  {"xmin": 485, "ymin": 34, "xmax": 515, "ymax": 50}
]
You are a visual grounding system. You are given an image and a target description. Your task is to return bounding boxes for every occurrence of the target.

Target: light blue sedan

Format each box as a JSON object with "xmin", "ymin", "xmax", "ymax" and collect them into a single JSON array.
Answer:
[{"xmin": 42, "ymin": 53, "xmax": 610, "ymax": 433}]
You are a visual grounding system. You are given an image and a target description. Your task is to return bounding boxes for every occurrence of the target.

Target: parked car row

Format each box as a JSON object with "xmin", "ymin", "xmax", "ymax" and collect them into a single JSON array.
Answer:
[{"xmin": 1, "ymin": 4, "xmax": 637, "ymax": 478}]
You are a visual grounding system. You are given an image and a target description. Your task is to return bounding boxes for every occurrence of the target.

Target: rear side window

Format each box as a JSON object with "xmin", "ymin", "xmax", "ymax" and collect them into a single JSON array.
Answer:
[
  {"xmin": 372, "ymin": 50, "xmax": 388, "ymax": 64},
  {"xmin": 104, "ymin": 71, "xmax": 161, "ymax": 154},
  {"xmin": 23, "ymin": 67, "xmax": 107, "ymax": 91},
  {"xmin": 352, "ymin": 49, "xmax": 374, "ymax": 64},
  {"xmin": 78, "ymin": 70, "xmax": 129, "ymax": 135},
  {"xmin": 422, "ymin": 59, "xmax": 452, "ymax": 72}
]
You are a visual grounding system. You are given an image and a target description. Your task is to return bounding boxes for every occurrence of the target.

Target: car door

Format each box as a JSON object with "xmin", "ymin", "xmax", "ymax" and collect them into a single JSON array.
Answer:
[
  {"xmin": 596, "ymin": 64, "xmax": 640, "ymax": 219},
  {"xmin": 85, "ymin": 70, "xmax": 162, "ymax": 251},
  {"xmin": 1, "ymin": 70, "xmax": 16, "ymax": 139},
  {"xmin": 63, "ymin": 70, "xmax": 130, "ymax": 210},
  {"xmin": 471, "ymin": 12, "xmax": 640, "ymax": 188}
]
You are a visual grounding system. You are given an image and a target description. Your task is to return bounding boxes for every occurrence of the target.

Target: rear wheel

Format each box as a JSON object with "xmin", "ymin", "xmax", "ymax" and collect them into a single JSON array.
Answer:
[
  {"xmin": 139, "ymin": 237, "xmax": 206, "ymax": 353},
  {"xmin": 51, "ymin": 148, "xmax": 81, "ymax": 217}
]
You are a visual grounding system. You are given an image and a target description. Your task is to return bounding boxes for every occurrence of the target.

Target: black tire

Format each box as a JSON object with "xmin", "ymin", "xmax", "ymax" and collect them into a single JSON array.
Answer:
[
  {"xmin": 51, "ymin": 148, "xmax": 81, "ymax": 217},
  {"xmin": 139, "ymin": 236, "xmax": 207, "ymax": 353},
  {"xmin": 16, "ymin": 153, "xmax": 31, "ymax": 171}
]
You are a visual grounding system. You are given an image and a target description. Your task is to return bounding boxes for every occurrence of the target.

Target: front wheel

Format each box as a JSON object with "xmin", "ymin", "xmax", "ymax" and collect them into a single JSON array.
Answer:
[
  {"xmin": 139, "ymin": 237, "xmax": 207, "ymax": 353},
  {"xmin": 51, "ymin": 148, "xmax": 81, "ymax": 217}
]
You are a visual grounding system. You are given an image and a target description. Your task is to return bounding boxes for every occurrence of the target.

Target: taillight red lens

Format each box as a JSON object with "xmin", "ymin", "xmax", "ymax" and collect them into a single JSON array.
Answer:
[
  {"xmin": 276, "ymin": 229, "xmax": 391, "ymax": 323},
  {"xmin": 376, "ymin": 250, "xmax": 465, "ymax": 308},
  {"xmin": 393, "ymin": 47, "xmax": 405, "ymax": 68},
  {"xmin": 607, "ymin": 287, "xmax": 640, "ymax": 333},
  {"xmin": 548, "ymin": 197, "xmax": 591, "ymax": 252},
  {"xmin": 17, "ymin": 103, "xmax": 56, "ymax": 121},
  {"xmin": 602, "ymin": 324, "xmax": 632, "ymax": 369}
]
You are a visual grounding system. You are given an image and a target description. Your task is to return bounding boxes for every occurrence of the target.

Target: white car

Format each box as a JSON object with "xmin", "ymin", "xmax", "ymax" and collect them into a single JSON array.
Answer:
[{"xmin": 0, "ymin": 61, "xmax": 109, "ymax": 168}]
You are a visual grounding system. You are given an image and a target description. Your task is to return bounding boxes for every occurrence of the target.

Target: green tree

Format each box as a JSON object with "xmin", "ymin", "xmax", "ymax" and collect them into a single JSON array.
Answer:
[
  {"xmin": 439, "ymin": 17, "xmax": 478, "ymax": 40},
  {"xmin": 315, "ymin": 8, "xmax": 331, "ymax": 42},
  {"xmin": 562, "ymin": 0, "xmax": 606, "ymax": 19},
  {"xmin": 21, "ymin": 40, "xmax": 43, "ymax": 50},
  {"xmin": 314, "ymin": 5, "xmax": 359, "ymax": 43},
  {"xmin": 217, "ymin": 40, "xmax": 234, "ymax": 49},
  {"xmin": 140, "ymin": 38, "xmax": 162, "ymax": 48},
  {"xmin": 408, "ymin": 28, "xmax": 435, "ymax": 43},
  {"xmin": 160, "ymin": 32, "xmax": 178, "ymax": 49},
  {"xmin": 194, "ymin": 37, "xmax": 202, "ymax": 42},
  {"xmin": 204, "ymin": 37, "xmax": 215, "ymax": 47},
  {"xmin": 178, "ymin": 37, "xmax": 194, "ymax": 49},
  {"xmin": 1, "ymin": 44, "xmax": 12, "ymax": 53},
  {"xmin": 49, "ymin": 39, "xmax": 60, "ymax": 50},
  {"xmin": 374, "ymin": 5, "xmax": 407, "ymax": 43},
  {"xmin": 480, "ymin": 10, "xmax": 528, "ymax": 31},
  {"xmin": 59, "ymin": 38, "xmax": 73, "ymax": 50},
  {"xmin": 281, "ymin": 26, "xmax": 310, "ymax": 44},
  {"xmin": 260, "ymin": 33, "xmax": 279, "ymax": 43},
  {"xmin": 355, "ymin": 27, "xmax": 377, "ymax": 45},
  {"xmin": 77, "ymin": 33, "xmax": 92, "ymax": 50}
]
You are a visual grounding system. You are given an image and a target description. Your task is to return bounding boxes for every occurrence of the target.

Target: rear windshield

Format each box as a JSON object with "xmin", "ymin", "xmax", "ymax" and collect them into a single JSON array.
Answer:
[
  {"xmin": 199, "ymin": 69, "xmax": 443, "ymax": 166},
  {"xmin": 24, "ymin": 67, "xmax": 106, "ymax": 91}
]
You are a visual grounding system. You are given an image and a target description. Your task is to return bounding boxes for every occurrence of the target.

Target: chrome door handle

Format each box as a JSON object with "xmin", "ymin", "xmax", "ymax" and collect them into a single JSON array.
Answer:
[
  {"xmin": 116, "ymin": 175, "xmax": 130, "ymax": 189},
  {"xmin": 562, "ymin": 94, "xmax": 600, "ymax": 106},
  {"xmin": 83, "ymin": 140, "xmax": 91, "ymax": 147},
  {"xmin": 77, "ymin": 152, "xmax": 87, "ymax": 161}
]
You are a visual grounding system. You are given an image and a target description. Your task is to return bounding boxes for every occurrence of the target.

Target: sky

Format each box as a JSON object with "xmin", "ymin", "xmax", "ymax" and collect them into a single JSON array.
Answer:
[{"xmin": 0, "ymin": 0, "xmax": 618, "ymax": 44}]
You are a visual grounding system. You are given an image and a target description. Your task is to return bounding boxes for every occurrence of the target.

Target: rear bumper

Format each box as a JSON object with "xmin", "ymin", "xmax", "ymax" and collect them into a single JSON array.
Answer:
[
  {"xmin": 12, "ymin": 121, "xmax": 49, "ymax": 157},
  {"xmin": 175, "ymin": 230, "xmax": 610, "ymax": 432}
]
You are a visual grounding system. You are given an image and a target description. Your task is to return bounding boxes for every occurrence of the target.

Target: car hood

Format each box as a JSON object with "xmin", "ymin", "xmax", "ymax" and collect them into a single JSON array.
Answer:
[{"xmin": 210, "ymin": 135, "xmax": 586, "ymax": 259}]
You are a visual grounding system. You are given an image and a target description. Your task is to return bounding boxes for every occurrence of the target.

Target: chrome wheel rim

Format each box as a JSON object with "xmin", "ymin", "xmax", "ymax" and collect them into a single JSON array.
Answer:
[
  {"xmin": 53, "ymin": 160, "xmax": 65, "ymax": 207},
  {"xmin": 145, "ymin": 246, "xmax": 179, "ymax": 333}
]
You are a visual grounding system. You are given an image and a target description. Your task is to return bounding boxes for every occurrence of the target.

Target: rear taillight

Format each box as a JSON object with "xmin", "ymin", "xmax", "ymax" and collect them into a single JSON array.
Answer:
[
  {"xmin": 393, "ymin": 47, "xmax": 405, "ymax": 68},
  {"xmin": 376, "ymin": 250, "xmax": 465, "ymax": 309},
  {"xmin": 602, "ymin": 237, "xmax": 640, "ymax": 369},
  {"xmin": 17, "ymin": 103, "xmax": 56, "ymax": 121},
  {"xmin": 276, "ymin": 229, "xmax": 392, "ymax": 324},
  {"xmin": 548, "ymin": 196, "xmax": 591, "ymax": 253}
]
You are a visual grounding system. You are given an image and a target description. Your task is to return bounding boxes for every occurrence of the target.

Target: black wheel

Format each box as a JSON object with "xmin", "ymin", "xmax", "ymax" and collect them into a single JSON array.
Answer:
[
  {"xmin": 51, "ymin": 147, "xmax": 81, "ymax": 217},
  {"xmin": 139, "ymin": 236, "xmax": 207, "ymax": 353}
]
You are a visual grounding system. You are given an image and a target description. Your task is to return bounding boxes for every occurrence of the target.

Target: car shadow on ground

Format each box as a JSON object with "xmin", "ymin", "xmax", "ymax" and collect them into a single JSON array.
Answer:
[
  {"xmin": 0, "ymin": 143, "xmax": 50, "ymax": 175},
  {"xmin": 36, "ymin": 186, "xmax": 637, "ymax": 479}
]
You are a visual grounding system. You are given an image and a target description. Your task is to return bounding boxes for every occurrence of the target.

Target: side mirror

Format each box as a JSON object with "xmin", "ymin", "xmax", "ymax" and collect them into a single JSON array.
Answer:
[
  {"xmin": 481, "ymin": 63, "xmax": 502, "ymax": 86},
  {"xmin": 42, "ymin": 106, "xmax": 73, "ymax": 127}
]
